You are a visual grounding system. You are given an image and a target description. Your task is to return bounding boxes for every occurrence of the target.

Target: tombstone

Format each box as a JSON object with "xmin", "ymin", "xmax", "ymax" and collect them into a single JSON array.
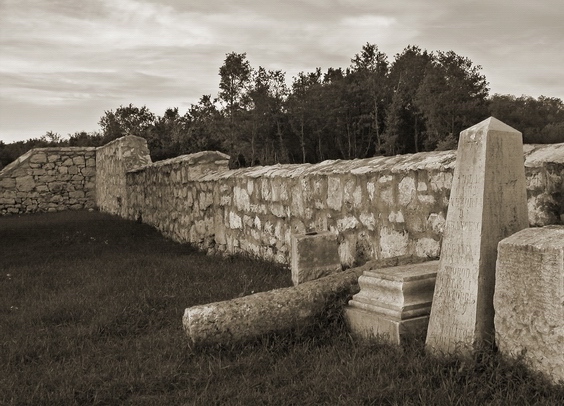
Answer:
[
  {"xmin": 494, "ymin": 226, "xmax": 564, "ymax": 385},
  {"xmin": 291, "ymin": 231, "xmax": 341, "ymax": 285},
  {"xmin": 425, "ymin": 117, "xmax": 528, "ymax": 355}
]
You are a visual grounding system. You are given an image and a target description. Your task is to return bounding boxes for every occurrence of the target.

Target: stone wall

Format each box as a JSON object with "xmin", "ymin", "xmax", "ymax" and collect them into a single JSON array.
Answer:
[
  {"xmin": 0, "ymin": 147, "xmax": 96, "ymax": 215},
  {"xmin": 117, "ymin": 137, "xmax": 563, "ymax": 267},
  {"xmin": 124, "ymin": 151, "xmax": 230, "ymax": 245},
  {"xmin": 3, "ymin": 136, "xmax": 562, "ymax": 268},
  {"xmin": 95, "ymin": 135, "xmax": 152, "ymax": 217}
]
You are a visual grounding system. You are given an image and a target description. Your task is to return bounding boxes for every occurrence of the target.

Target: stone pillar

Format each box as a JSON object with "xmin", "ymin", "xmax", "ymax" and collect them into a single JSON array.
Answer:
[
  {"xmin": 95, "ymin": 135, "xmax": 152, "ymax": 217},
  {"xmin": 291, "ymin": 231, "xmax": 341, "ymax": 285},
  {"xmin": 494, "ymin": 226, "xmax": 564, "ymax": 385},
  {"xmin": 425, "ymin": 117, "xmax": 529, "ymax": 355}
]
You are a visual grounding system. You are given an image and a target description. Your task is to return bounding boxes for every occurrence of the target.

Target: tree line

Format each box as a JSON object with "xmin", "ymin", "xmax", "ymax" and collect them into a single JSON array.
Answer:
[{"xmin": 1, "ymin": 44, "xmax": 563, "ymax": 170}]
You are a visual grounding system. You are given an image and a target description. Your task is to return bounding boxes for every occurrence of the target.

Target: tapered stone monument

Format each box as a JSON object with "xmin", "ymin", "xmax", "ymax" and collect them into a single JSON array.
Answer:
[{"xmin": 425, "ymin": 117, "xmax": 528, "ymax": 355}]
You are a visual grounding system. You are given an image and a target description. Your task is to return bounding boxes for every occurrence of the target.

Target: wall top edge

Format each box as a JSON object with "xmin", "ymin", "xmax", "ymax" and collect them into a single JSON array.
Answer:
[
  {"xmin": 0, "ymin": 146, "xmax": 96, "ymax": 177},
  {"xmin": 126, "ymin": 151, "xmax": 229, "ymax": 173},
  {"xmin": 123, "ymin": 143, "xmax": 563, "ymax": 182},
  {"xmin": 95, "ymin": 135, "xmax": 146, "ymax": 150},
  {"xmin": 524, "ymin": 143, "xmax": 564, "ymax": 166}
]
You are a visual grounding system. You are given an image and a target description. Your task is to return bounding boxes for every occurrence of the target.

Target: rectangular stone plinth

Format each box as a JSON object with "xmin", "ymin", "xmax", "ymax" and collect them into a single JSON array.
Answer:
[
  {"xmin": 350, "ymin": 261, "xmax": 438, "ymax": 319},
  {"xmin": 291, "ymin": 231, "xmax": 341, "ymax": 285},
  {"xmin": 345, "ymin": 260, "xmax": 438, "ymax": 344},
  {"xmin": 494, "ymin": 226, "xmax": 564, "ymax": 385}
]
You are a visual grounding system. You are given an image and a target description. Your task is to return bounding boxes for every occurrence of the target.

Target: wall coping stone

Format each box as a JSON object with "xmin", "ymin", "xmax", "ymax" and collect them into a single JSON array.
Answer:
[
  {"xmin": 95, "ymin": 134, "xmax": 145, "ymax": 150},
  {"xmin": 128, "ymin": 150, "xmax": 230, "ymax": 173},
  {"xmin": 0, "ymin": 146, "xmax": 96, "ymax": 177},
  {"xmin": 524, "ymin": 143, "xmax": 564, "ymax": 166},
  {"xmin": 192, "ymin": 143, "xmax": 562, "ymax": 182}
]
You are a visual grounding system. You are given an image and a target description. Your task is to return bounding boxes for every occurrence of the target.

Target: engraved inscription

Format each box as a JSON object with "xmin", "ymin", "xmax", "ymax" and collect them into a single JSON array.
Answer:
[
  {"xmin": 450, "ymin": 196, "xmax": 482, "ymax": 208},
  {"xmin": 445, "ymin": 220, "xmax": 481, "ymax": 232}
]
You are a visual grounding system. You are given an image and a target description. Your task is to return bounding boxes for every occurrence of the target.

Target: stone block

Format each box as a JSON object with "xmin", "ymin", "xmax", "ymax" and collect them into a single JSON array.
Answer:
[
  {"xmin": 16, "ymin": 175, "xmax": 35, "ymax": 192},
  {"xmin": 30, "ymin": 153, "xmax": 47, "ymax": 163},
  {"xmin": 0, "ymin": 177, "xmax": 16, "ymax": 189},
  {"xmin": 72, "ymin": 156, "xmax": 85, "ymax": 165},
  {"xmin": 494, "ymin": 226, "xmax": 564, "ymax": 385},
  {"xmin": 291, "ymin": 231, "xmax": 341, "ymax": 285},
  {"xmin": 48, "ymin": 154, "xmax": 60, "ymax": 162},
  {"xmin": 345, "ymin": 261, "xmax": 438, "ymax": 344}
]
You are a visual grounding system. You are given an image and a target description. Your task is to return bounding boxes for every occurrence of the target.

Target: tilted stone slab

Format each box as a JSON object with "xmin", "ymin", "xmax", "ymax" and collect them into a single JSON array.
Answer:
[
  {"xmin": 494, "ymin": 226, "xmax": 564, "ymax": 385},
  {"xmin": 426, "ymin": 117, "xmax": 529, "ymax": 355},
  {"xmin": 291, "ymin": 231, "xmax": 342, "ymax": 285}
]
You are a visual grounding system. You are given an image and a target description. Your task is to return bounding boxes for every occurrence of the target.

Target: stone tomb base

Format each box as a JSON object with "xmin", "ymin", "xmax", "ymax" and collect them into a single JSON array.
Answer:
[{"xmin": 344, "ymin": 261, "xmax": 438, "ymax": 345}]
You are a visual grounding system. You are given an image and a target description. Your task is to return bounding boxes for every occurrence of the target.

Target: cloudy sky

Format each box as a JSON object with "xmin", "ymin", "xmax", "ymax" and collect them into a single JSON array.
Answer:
[{"xmin": 1, "ymin": 0, "xmax": 563, "ymax": 143}]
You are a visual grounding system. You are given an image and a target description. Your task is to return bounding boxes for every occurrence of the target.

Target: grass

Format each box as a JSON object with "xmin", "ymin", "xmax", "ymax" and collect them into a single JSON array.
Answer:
[{"xmin": 1, "ymin": 210, "xmax": 563, "ymax": 405}]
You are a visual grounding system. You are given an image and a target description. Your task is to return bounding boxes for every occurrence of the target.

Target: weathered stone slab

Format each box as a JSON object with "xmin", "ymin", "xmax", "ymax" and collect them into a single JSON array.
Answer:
[
  {"xmin": 291, "ymin": 231, "xmax": 342, "ymax": 285},
  {"xmin": 494, "ymin": 226, "xmax": 564, "ymax": 385},
  {"xmin": 345, "ymin": 260, "xmax": 438, "ymax": 344},
  {"xmin": 426, "ymin": 117, "xmax": 529, "ymax": 355}
]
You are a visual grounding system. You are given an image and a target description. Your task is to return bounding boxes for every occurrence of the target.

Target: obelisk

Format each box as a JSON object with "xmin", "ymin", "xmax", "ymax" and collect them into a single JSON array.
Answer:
[{"xmin": 425, "ymin": 117, "xmax": 528, "ymax": 355}]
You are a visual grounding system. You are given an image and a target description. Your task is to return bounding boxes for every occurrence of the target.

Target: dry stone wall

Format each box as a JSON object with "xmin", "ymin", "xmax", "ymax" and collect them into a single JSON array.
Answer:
[
  {"xmin": 0, "ymin": 147, "xmax": 96, "ymax": 215},
  {"xmin": 118, "ymin": 137, "xmax": 563, "ymax": 267},
  {"xmin": 95, "ymin": 135, "xmax": 152, "ymax": 217},
  {"xmin": 124, "ymin": 151, "xmax": 230, "ymax": 248}
]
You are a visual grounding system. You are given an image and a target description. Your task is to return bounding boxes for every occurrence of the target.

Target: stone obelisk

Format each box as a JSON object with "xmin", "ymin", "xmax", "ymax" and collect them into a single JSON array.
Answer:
[{"xmin": 425, "ymin": 117, "xmax": 528, "ymax": 355}]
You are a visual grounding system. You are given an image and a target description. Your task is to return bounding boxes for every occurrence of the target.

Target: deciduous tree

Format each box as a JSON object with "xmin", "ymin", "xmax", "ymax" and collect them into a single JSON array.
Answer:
[{"xmin": 415, "ymin": 51, "xmax": 489, "ymax": 150}]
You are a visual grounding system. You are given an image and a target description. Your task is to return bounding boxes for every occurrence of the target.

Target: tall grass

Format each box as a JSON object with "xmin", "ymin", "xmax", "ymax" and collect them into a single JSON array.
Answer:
[{"xmin": 1, "ymin": 211, "xmax": 563, "ymax": 405}]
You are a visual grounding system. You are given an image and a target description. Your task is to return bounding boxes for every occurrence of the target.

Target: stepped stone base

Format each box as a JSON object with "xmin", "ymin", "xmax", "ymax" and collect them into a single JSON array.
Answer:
[{"xmin": 344, "ymin": 260, "xmax": 438, "ymax": 344}]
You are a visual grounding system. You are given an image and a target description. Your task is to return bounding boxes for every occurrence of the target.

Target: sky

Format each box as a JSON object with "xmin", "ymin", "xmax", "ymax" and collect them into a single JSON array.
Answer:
[{"xmin": 1, "ymin": 0, "xmax": 563, "ymax": 143}]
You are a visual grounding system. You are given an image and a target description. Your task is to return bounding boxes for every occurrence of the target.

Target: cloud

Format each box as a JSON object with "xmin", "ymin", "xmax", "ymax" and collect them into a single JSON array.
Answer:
[{"xmin": 1, "ymin": 0, "xmax": 563, "ymax": 142}]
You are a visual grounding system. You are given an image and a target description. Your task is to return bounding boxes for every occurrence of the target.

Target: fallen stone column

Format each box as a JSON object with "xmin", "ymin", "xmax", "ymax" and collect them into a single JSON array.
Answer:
[{"xmin": 183, "ymin": 256, "xmax": 425, "ymax": 346}]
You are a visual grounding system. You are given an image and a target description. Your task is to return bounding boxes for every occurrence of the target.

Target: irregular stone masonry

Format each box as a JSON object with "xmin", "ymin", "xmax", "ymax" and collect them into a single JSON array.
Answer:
[
  {"xmin": 95, "ymin": 135, "xmax": 152, "ymax": 217},
  {"xmin": 120, "ymin": 139, "xmax": 564, "ymax": 267},
  {"xmin": 0, "ymin": 147, "xmax": 96, "ymax": 214},
  {"xmin": 2, "ymin": 136, "xmax": 563, "ymax": 267}
]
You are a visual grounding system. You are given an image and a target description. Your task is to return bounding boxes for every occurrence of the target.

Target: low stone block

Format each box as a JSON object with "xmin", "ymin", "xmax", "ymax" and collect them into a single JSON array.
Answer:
[
  {"xmin": 494, "ymin": 226, "xmax": 564, "ymax": 385},
  {"xmin": 30, "ymin": 153, "xmax": 47, "ymax": 163},
  {"xmin": 0, "ymin": 177, "xmax": 16, "ymax": 189},
  {"xmin": 16, "ymin": 175, "xmax": 35, "ymax": 192},
  {"xmin": 291, "ymin": 231, "xmax": 341, "ymax": 285},
  {"xmin": 345, "ymin": 260, "xmax": 438, "ymax": 345}
]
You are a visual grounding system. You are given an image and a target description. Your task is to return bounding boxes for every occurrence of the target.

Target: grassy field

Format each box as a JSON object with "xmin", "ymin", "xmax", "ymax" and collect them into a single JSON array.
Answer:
[{"xmin": 1, "ymin": 211, "xmax": 563, "ymax": 405}]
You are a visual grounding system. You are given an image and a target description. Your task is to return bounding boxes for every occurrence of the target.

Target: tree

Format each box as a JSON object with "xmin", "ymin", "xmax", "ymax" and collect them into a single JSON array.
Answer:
[
  {"xmin": 415, "ymin": 51, "xmax": 489, "ymax": 150},
  {"xmin": 68, "ymin": 131, "xmax": 104, "ymax": 147},
  {"xmin": 184, "ymin": 95, "xmax": 225, "ymax": 153},
  {"xmin": 40, "ymin": 131, "xmax": 66, "ymax": 145},
  {"xmin": 488, "ymin": 94, "xmax": 564, "ymax": 143},
  {"xmin": 218, "ymin": 52, "xmax": 253, "ymax": 166},
  {"xmin": 286, "ymin": 69, "xmax": 324, "ymax": 163},
  {"xmin": 98, "ymin": 104, "xmax": 156, "ymax": 144},
  {"xmin": 384, "ymin": 46, "xmax": 432, "ymax": 154},
  {"xmin": 348, "ymin": 43, "xmax": 390, "ymax": 155}
]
